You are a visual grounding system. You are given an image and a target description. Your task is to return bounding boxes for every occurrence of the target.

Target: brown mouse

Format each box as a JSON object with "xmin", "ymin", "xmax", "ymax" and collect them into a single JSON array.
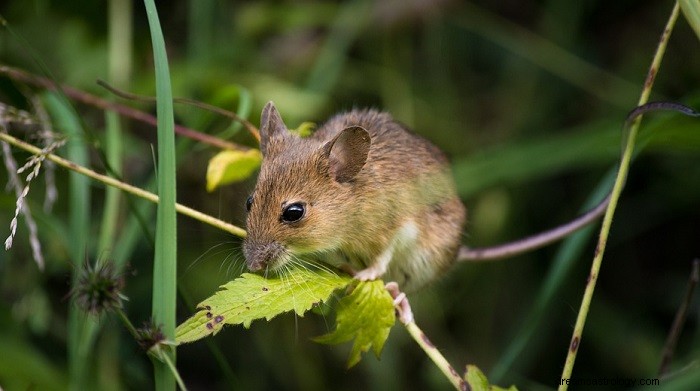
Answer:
[{"xmin": 243, "ymin": 102, "xmax": 466, "ymax": 292}]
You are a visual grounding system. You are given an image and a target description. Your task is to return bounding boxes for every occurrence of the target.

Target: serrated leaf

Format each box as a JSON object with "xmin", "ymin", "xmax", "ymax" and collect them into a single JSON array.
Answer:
[
  {"xmin": 205, "ymin": 149, "xmax": 262, "ymax": 192},
  {"xmin": 464, "ymin": 365, "xmax": 519, "ymax": 391},
  {"xmin": 289, "ymin": 121, "xmax": 316, "ymax": 138},
  {"xmin": 176, "ymin": 268, "xmax": 352, "ymax": 344},
  {"xmin": 314, "ymin": 280, "xmax": 395, "ymax": 368}
]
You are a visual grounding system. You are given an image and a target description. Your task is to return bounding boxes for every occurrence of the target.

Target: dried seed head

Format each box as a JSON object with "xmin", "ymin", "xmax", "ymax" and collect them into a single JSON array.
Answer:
[
  {"xmin": 136, "ymin": 320, "xmax": 166, "ymax": 352},
  {"xmin": 71, "ymin": 260, "xmax": 125, "ymax": 315}
]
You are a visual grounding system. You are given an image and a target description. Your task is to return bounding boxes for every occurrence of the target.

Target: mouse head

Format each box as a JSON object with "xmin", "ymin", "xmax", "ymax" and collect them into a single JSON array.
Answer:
[{"xmin": 243, "ymin": 102, "xmax": 371, "ymax": 272}]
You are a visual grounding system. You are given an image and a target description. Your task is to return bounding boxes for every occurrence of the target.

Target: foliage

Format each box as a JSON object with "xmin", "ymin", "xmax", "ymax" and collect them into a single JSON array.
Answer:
[
  {"xmin": 314, "ymin": 280, "xmax": 395, "ymax": 368},
  {"xmin": 464, "ymin": 365, "xmax": 518, "ymax": 391},
  {"xmin": 176, "ymin": 268, "xmax": 351, "ymax": 343},
  {"xmin": 205, "ymin": 149, "xmax": 262, "ymax": 192},
  {"xmin": 1, "ymin": 1, "xmax": 700, "ymax": 390}
]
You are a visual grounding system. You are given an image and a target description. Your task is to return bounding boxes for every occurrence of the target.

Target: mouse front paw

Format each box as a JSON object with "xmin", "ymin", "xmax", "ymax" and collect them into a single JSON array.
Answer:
[{"xmin": 353, "ymin": 266, "xmax": 384, "ymax": 282}]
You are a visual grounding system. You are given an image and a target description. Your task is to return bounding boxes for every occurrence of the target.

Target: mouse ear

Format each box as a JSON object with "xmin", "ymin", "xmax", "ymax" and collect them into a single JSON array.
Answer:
[
  {"xmin": 259, "ymin": 101, "xmax": 288, "ymax": 155},
  {"xmin": 323, "ymin": 126, "xmax": 371, "ymax": 183}
]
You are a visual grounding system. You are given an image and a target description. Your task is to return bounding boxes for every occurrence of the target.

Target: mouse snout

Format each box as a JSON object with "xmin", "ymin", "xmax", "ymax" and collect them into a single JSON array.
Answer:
[{"xmin": 243, "ymin": 240, "xmax": 284, "ymax": 271}]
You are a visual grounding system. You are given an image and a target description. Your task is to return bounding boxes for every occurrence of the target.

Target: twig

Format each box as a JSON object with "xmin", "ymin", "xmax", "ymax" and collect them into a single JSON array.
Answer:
[
  {"xmin": 96, "ymin": 79, "xmax": 260, "ymax": 142},
  {"xmin": 385, "ymin": 282, "xmax": 467, "ymax": 391},
  {"xmin": 0, "ymin": 65, "xmax": 248, "ymax": 151},
  {"xmin": 558, "ymin": 4, "xmax": 680, "ymax": 389},
  {"xmin": 658, "ymin": 259, "xmax": 700, "ymax": 376},
  {"xmin": 0, "ymin": 131, "xmax": 246, "ymax": 238}
]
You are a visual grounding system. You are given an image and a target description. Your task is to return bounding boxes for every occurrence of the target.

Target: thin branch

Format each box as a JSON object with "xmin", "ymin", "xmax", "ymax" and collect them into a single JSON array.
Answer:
[
  {"xmin": 558, "ymin": 4, "xmax": 680, "ymax": 389},
  {"xmin": 96, "ymin": 79, "xmax": 260, "ymax": 142},
  {"xmin": 0, "ymin": 130, "xmax": 246, "ymax": 238},
  {"xmin": 0, "ymin": 65, "xmax": 248, "ymax": 151},
  {"xmin": 385, "ymin": 282, "xmax": 466, "ymax": 391}
]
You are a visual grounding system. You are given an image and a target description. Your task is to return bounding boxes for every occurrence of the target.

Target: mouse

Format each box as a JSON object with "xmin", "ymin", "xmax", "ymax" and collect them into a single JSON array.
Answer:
[{"xmin": 243, "ymin": 102, "xmax": 466, "ymax": 292}]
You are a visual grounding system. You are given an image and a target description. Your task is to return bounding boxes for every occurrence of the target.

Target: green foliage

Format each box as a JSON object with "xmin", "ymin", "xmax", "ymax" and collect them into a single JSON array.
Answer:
[
  {"xmin": 176, "ymin": 269, "xmax": 352, "ymax": 343},
  {"xmin": 177, "ymin": 272, "xmax": 396, "ymax": 370},
  {"xmin": 2, "ymin": 1, "xmax": 700, "ymax": 390},
  {"xmin": 464, "ymin": 365, "xmax": 518, "ymax": 391},
  {"xmin": 142, "ymin": 0, "xmax": 178, "ymax": 389},
  {"xmin": 289, "ymin": 121, "xmax": 316, "ymax": 138},
  {"xmin": 205, "ymin": 149, "xmax": 262, "ymax": 192},
  {"xmin": 314, "ymin": 280, "xmax": 396, "ymax": 368},
  {"xmin": 680, "ymin": 0, "xmax": 700, "ymax": 41}
]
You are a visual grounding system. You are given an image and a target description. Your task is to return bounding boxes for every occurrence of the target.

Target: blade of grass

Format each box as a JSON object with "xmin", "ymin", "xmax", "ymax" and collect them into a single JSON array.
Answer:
[
  {"xmin": 96, "ymin": 5, "xmax": 132, "ymax": 388},
  {"xmin": 0, "ymin": 131, "xmax": 245, "ymax": 237},
  {"xmin": 453, "ymin": 2, "xmax": 640, "ymax": 107},
  {"xmin": 680, "ymin": 0, "xmax": 700, "ymax": 41},
  {"xmin": 452, "ymin": 119, "xmax": 619, "ymax": 197},
  {"xmin": 187, "ymin": 0, "xmax": 215, "ymax": 65},
  {"xmin": 558, "ymin": 4, "xmax": 681, "ymax": 388},
  {"xmin": 98, "ymin": 0, "xmax": 132, "ymax": 259},
  {"xmin": 490, "ymin": 169, "xmax": 616, "ymax": 382},
  {"xmin": 43, "ymin": 92, "xmax": 94, "ymax": 390},
  {"xmin": 304, "ymin": 0, "xmax": 372, "ymax": 94},
  {"xmin": 142, "ymin": 0, "xmax": 178, "ymax": 389}
]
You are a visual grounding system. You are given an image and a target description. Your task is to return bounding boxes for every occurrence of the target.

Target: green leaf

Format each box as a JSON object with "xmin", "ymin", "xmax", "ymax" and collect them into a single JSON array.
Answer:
[
  {"xmin": 314, "ymin": 280, "xmax": 396, "ymax": 368},
  {"xmin": 205, "ymin": 149, "xmax": 262, "ymax": 192},
  {"xmin": 176, "ymin": 268, "xmax": 352, "ymax": 344},
  {"xmin": 464, "ymin": 365, "xmax": 519, "ymax": 391},
  {"xmin": 680, "ymin": 0, "xmax": 700, "ymax": 42},
  {"xmin": 289, "ymin": 121, "xmax": 316, "ymax": 138}
]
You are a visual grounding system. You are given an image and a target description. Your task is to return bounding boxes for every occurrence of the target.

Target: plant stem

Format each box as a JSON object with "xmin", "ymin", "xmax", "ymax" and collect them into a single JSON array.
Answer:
[
  {"xmin": 98, "ymin": 0, "xmax": 132, "ymax": 258},
  {"xmin": 404, "ymin": 321, "xmax": 466, "ymax": 391},
  {"xmin": 385, "ymin": 282, "xmax": 466, "ymax": 391},
  {"xmin": 0, "ymin": 65, "xmax": 246, "ymax": 152},
  {"xmin": 557, "ymin": 3, "xmax": 680, "ymax": 389},
  {"xmin": 161, "ymin": 350, "xmax": 188, "ymax": 391},
  {"xmin": 0, "ymin": 132, "xmax": 246, "ymax": 237},
  {"xmin": 658, "ymin": 259, "xmax": 700, "ymax": 375},
  {"xmin": 43, "ymin": 92, "xmax": 94, "ymax": 391}
]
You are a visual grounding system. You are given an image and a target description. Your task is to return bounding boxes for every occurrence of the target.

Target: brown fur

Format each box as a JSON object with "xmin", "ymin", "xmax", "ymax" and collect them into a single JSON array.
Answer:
[{"xmin": 244, "ymin": 102, "xmax": 466, "ymax": 292}]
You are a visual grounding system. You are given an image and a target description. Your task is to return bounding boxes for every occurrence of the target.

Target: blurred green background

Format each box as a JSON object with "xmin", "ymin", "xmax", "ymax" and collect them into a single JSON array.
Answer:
[{"xmin": 1, "ymin": 1, "xmax": 699, "ymax": 390}]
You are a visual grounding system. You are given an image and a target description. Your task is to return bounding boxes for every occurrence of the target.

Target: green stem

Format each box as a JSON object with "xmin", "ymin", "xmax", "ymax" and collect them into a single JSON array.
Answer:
[
  {"xmin": 98, "ymin": 0, "xmax": 132, "ymax": 257},
  {"xmin": 0, "ymin": 132, "xmax": 246, "ymax": 237},
  {"xmin": 43, "ymin": 92, "xmax": 93, "ymax": 391},
  {"xmin": 161, "ymin": 352, "xmax": 188, "ymax": 391},
  {"xmin": 404, "ymin": 321, "xmax": 466, "ymax": 390},
  {"xmin": 115, "ymin": 308, "xmax": 141, "ymax": 342},
  {"xmin": 557, "ymin": 3, "xmax": 680, "ymax": 389}
]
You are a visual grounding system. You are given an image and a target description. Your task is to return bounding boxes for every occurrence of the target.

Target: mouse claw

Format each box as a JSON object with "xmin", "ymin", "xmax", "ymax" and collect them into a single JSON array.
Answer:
[{"xmin": 385, "ymin": 282, "xmax": 413, "ymax": 324}]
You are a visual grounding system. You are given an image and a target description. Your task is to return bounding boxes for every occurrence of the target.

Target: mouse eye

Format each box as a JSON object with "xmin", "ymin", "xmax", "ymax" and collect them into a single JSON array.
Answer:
[
  {"xmin": 281, "ymin": 203, "xmax": 305, "ymax": 223},
  {"xmin": 245, "ymin": 195, "xmax": 253, "ymax": 212}
]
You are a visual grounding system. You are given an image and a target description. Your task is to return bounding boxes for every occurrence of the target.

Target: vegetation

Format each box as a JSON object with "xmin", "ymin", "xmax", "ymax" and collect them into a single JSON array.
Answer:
[{"xmin": 1, "ymin": 1, "xmax": 699, "ymax": 390}]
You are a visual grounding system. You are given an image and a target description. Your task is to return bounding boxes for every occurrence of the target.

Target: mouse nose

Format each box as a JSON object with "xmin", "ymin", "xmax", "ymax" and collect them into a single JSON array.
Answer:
[{"xmin": 243, "ymin": 240, "xmax": 284, "ymax": 271}]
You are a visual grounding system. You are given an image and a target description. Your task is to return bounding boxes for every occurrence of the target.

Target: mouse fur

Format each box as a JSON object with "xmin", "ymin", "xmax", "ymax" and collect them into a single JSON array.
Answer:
[{"xmin": 243, "ymin": 102, "xmax": 466, "ymax": 292}]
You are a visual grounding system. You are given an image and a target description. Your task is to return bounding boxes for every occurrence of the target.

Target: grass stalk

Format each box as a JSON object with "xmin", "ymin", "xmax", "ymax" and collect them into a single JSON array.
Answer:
[
  {"xmin": 557, "ymin": 3, "xmax": 680, "ymax": 388},
  {"xmin": 43, "ymin": 92, "xmax": 94, "ymax": 390},
  {"xmin": 98, "ymin": 0, "xmax": 132, "ymax": 257},
  {"xmin": 142, "ymin": 0, "xmax": 178, "ymax": 389},
  {"xmin": 0, "ymin": 132, "xmax": 245, "ymax": 237},
  {"xmin": 490, "ymin": 170, "xmax": 616, "ymax": 381}
]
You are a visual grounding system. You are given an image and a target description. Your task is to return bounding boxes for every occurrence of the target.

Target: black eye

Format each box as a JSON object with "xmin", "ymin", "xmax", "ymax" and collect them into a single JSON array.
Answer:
[
  {"xmin": 281, "ymin": 203, "xmax": 305, "ymax": 223},
  {"xmin": 245, "ymin": 195, "xmax": 253, "ymax": 212}
]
